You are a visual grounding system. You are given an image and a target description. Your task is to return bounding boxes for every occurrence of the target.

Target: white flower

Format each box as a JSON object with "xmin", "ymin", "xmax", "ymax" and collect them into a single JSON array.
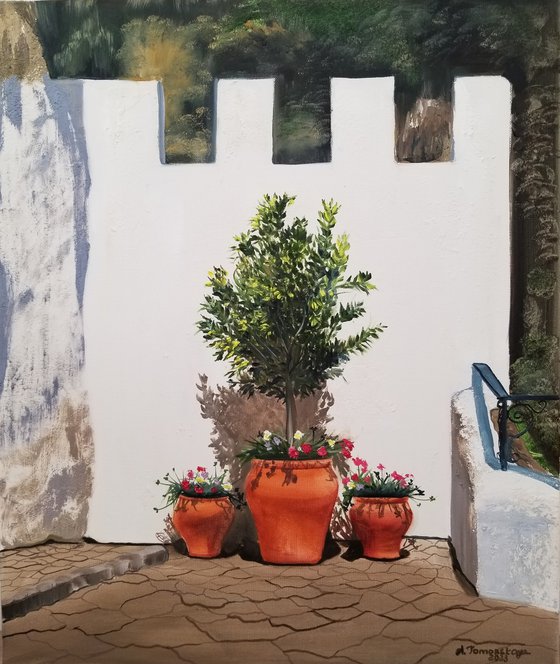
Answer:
[
  {"xmin": 326, "ymin": 438, "xmax": 336, "ymax": 448},
  {"xmin": 223, "ymin": 483, "xmax": 233, "ymax": 491},
  {"xmin": 262, "ymin": 430, "xmax": 272, "ymax": 441},
  {"xmin": 293, "ymin": 430, "xmax": 304, "ymax": 441}
]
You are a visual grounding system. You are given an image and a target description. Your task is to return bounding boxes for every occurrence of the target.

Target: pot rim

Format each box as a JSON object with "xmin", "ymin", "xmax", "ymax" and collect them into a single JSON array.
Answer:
[
  {"xmin": 249, "ymin": 458, "xmax": 333, "ymax": 469},
  {"xmin": 174, "ymin": 495, "xmax": 232, "ymax": 505},
  {"xmin": 351, "ymin": 496, "xmax": 410, "ymax": 504}
]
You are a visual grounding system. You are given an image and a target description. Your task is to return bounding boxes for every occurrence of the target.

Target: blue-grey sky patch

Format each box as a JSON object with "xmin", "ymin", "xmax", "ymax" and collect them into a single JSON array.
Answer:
[
  {"xmin": 42, "ymin": 376, "xmax": 60, "ymax": 414},
  {"xmin": 44, "ymin": 77, "xmax": 91, "ymax": 314},
  {"xmin": 0, "ymin": 260, "xmax": 13, "ymax": 401},
  {"xmin": 18, "ymin": 289, "xmax": 34, "ymax": 307},
  {"xmin": 3, "ymin": 77, "xmax": 23, "ymax": 131}
]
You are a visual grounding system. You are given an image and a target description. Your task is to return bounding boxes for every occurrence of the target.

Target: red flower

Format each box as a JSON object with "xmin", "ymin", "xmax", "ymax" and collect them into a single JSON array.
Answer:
[
  {"xmin": 181, "ymin": 480, "xmax": 190, "ymax": 490},
  {"xmin": 353, "ymin": 457, "xmax": 368, "ymax": 469},
  {"xmin": 194, "ymin": 486, "xmax": 204, "ymax": 494},
  {"xmin": 342, "ymin": 449, "xmax": 352, "ymax": 459},
  {"xmin": 288, "ymin": 446, "xmax": 299, "ymax": 459},
  {"xmin": 211, "ymin": 487, "xmax": 218, "ymax": 493},
  {"xmin": 351, "ymin": 473, "xmax": 359, "ymax": 482},
  {"xmin": 317, "ymin": 446, "xmax": 327, "ymax": 457},
  {"xmin": 342, "ymin": 477, "xmax": 350, "ymax": 485},
  {"xmin": 301, "ymin": 443, "xmax": 313, "ymax": 454},
  {"xmin": 196, "ymin": 466, "xmax": 206, "ymax": 472},
  {"xmin": 187, "ymin": 470, "xmax": 194, "ymax": 479},
  {"xmin": 391, "ymin": 471, "xmax": 404, "ymax": 481},
  {"xmin": 364, "ymin": 475, "xmax": 373, "ymax": 484},
  {"xmin": 342, "ymin": 438, "xmax": 354, "ymax": 450}
]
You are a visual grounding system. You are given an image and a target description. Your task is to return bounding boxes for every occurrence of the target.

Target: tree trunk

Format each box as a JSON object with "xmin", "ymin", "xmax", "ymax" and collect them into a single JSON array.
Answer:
[
  {"xmin": 396, "ymin": 96, "xmax": 452, "ymax": 163},
  {"xmin": 285, "ymin": 382, "xmax": 297, "ymax": 444}
]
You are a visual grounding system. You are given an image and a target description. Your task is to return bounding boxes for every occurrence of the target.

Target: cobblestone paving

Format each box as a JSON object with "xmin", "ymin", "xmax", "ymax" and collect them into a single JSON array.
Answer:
[
  {"xmin": 1, "ymin": 542, "xmax": 168, "ymax": 619},
  {"xmin": 3, "ymin": 540, "xmax": 558, "ymax": 664}
]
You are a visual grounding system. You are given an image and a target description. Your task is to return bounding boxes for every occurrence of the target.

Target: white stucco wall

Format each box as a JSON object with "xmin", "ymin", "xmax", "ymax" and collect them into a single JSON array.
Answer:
[{"xmin": 82, "ymin": 76, "xmax": 511, "ymax": 542}]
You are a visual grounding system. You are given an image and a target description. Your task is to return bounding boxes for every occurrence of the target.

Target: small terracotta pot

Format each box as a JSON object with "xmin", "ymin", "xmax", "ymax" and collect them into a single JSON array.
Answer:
[
  {"xmin": 349, "ymin": 497, "xmax": 413, "ymax": 560},
  {"xmin": 172, "ymin": 495, "xmax": 234, "ymax": 558},
  {"xmin": 245, "ymin": 458, "xmax": 338, "ymax": 564}
]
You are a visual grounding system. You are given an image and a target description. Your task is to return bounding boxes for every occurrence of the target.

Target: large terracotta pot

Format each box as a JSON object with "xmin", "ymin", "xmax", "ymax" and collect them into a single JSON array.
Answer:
[
  {"xmin": 349, "ymin": 497, "xmax": 413, "ymax": 560},
  {"xmin": 172, "ymin": 495, "xmax": 234, "ymax": 558},
  {"xmin": 245, "ymin": 458, "xmax": 338, "ymax": 564}
]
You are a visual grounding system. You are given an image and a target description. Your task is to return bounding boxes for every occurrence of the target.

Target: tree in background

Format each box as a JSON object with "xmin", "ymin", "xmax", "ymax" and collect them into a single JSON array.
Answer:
[{"xmin": 119, "ymin": 16, "xmax": 217, "ymax": 162}]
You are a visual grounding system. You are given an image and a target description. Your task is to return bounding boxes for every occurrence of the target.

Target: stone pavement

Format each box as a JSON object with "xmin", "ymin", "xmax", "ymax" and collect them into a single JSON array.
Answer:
[
  {"xmin": 1, "ymin": 542, "xmax": 168, "ymax": 620},
  {"xmin": 2, "ymin": 539, "xmax": 558, "ymax": 664}
]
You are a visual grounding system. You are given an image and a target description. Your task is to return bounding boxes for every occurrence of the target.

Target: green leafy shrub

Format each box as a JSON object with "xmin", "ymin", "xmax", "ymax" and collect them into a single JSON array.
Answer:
[{"xmin": 198, "ymin": 193, "xmax": 384, "ymax": 447}]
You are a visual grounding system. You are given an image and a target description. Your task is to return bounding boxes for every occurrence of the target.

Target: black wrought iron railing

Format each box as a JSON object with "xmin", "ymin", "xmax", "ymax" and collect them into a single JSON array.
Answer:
[{"xmin": 472, "ymin": 363, "xmax": 559, "ymax": 471}]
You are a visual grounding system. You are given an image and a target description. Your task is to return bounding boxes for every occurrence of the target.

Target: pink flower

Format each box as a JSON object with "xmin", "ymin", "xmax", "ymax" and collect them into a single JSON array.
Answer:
[
  {"xmin": 342, "ymin": 438, "xmax": 354, "ymax": 450},
  {"xmin": 342, "ymin": 449, "xmax": 352, "ymax": 459},
  {"xmin": 391, "ymin": 471, "xmax": 404, "ymax": 481},
  {"xmin": 399, "ymin": 479, "xmax": 408, "ymax": 488},
  {"xmin": 317, "ymin": 446, "xmax": 327, "ymax": 457},
  {"xmin": 181, "ymin": 480, "xmax": 190, "ymax": 490},
  {"xmin": 342, "ymin": 477, "xmax": 350, "ymax": 486},
  {"xmin": 377, "ymin": 464, "xmax": 385, "ymax": 471},
  {"xmin": 353, "ymin": 457, "xmax": 364, "ymax": 467},
  {"xmin": 364, "ymin": 475, "xmax": 373, "ymax": 484},
  {"xmin": 194, "ymin": 486, "xmax": 203, "ymax": 494},
  {"xmin": 211, "ymin": 487, "xmax": 218, "ymax": 493},
  {"xmin": 301, "ymin": 443, "xmax": 313, "ymax": 454},
  {"xmin": 288, "ymin": 446, "xmax": 299, "ymax": 459},
  {"xmin": 187, "ymin": 470, "xmax": 194, "ymax": 479},
  {"xmin": 351, "ymin": 473, "xmax": 360, "ymax": 482}
]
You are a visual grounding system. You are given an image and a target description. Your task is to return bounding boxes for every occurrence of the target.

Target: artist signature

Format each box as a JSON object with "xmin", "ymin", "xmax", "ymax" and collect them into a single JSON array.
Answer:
[{"xmin": 455, "ymin": 644, "xmax": 531, "ymax": 662}]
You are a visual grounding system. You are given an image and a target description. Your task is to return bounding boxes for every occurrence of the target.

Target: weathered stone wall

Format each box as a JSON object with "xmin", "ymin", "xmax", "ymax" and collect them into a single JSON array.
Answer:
[{"xmin": 0, "ymin": 5, "xmax": 93, "ymax": 549}]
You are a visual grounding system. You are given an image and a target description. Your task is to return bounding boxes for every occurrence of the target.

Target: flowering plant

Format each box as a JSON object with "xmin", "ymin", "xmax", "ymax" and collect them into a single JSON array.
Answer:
[
  {"xmin": 237, "ymin": 428, "xmax": 355, "ymax": 463},
  {"xmin": 154, "ymin": 463, "xmax": 245, "ymax": 512},
  {"xmin": 341, "ymin": 457, "xmax": 435, "ymax": 509}
]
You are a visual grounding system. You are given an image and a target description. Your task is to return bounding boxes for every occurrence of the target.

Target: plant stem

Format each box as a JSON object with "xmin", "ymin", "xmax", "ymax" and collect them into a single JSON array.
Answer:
[{"xmin": 285, "ymin": 380, "xmax": 297, "ymax": 443}]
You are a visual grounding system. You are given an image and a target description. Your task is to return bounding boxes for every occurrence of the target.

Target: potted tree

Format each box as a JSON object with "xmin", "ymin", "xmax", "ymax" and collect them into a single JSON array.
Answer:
[{"xmin": 198, "ymin": 193, "xmax": 384, "ymax": 563}]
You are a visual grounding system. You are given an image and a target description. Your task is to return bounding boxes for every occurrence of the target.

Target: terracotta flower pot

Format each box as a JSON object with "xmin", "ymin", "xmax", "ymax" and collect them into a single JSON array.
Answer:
[
  {"xmin": 245, "ymin": 458, "xmax": 338, "ymax": 564},
  {"xmin": 172, "ymin": 495, "xmax": 234, "ymax": 558},
  {"xmin": 349, "ymin": 496, "xmax": 413, "ymax": 560}
]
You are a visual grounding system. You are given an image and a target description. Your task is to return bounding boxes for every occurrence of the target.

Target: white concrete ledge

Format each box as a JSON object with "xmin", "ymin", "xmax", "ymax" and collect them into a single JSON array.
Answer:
[{"xmin": 451, "ymin": 386, "xmax": 559, "ymax": 611}]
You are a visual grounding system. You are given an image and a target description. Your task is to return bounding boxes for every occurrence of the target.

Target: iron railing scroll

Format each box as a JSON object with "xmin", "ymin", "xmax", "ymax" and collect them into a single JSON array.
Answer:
[{"xmin": 472, "ymin": 363, "xmax": 559, "ymax": 471}]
